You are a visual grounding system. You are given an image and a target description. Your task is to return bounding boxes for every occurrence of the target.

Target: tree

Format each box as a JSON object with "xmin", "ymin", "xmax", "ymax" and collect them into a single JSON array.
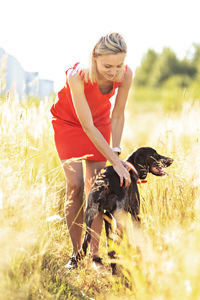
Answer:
[
  {"xmin": 134, "ymin": 46, "xmax": 198, "ymax": 88},
  {"xmin": 134, "ymin": 49, "xmax": 158, "ymax": 86},
  {"xmin": 176, "ymin": 59, "xmax": 196, "ymax": 78},
  {"xmin": 149, "ymin": 48, "xmax": 180, "ymax": 87},
  {"xmin": 192, "ymin": 43, "xmax": 200, "ymax": 65},
  {"xmin": 191, "ymin": 43, "xmax": 200, "ymax": 79}
]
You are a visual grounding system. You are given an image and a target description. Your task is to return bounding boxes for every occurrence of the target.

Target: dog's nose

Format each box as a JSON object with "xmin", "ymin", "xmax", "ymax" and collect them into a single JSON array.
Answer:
[
  {"xmin": 161, "ymin": 156, "xmax": 173, "ymax": 167},
  {"xmin": 166, "ymin": 158, "xmax": 173, "ymax": 166}
]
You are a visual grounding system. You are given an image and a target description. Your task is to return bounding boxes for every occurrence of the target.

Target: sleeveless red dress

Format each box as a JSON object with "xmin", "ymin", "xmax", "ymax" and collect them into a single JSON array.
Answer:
[{"xmin": 50, "ymin": 62, "xmax": 125, "ymax": 162}]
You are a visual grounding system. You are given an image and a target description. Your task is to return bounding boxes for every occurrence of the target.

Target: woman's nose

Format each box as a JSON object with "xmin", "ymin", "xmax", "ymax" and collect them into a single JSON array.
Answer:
[{"xmin": 107, "ymin": 70, "xmax": 116, "ymax": 76}]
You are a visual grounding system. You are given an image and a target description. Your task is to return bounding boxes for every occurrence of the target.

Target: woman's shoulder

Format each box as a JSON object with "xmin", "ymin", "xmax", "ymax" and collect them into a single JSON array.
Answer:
[
  {"xmin": 123, "ymin": 65, "xmax": 133, "ymax": 81},
  {"xmin": 65, "ymin": 63, "xmax": 83, "ymax": 88},
  {"xmin": 68, "ymin": 71, "xmax": 83, "ymax": 91},
  {"xmin": 66, "ymin": 62, "xmax": 89, "ymax": 83}
]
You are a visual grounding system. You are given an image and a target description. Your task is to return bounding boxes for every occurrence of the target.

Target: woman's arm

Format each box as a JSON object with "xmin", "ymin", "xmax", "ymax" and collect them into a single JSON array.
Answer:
[
  {"xmin": 68, "ymin": 71, "xmax": 131, "ymax": 187},
  {"xmin": 111, "ymin": 66, "xmax": 133, "ymax": 149}
]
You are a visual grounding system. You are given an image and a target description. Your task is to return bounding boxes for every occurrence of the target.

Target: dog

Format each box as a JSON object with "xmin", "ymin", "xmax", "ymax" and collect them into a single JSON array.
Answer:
[{"xmin": 77, "ymin": 147, "xmax": 173, "ymax": 273}]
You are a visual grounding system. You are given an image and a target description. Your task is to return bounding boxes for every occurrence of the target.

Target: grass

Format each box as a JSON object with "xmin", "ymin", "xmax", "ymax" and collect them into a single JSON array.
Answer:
[{"xmin": 0, "ymin": 87, "xmax": 200, "ymax": 299}]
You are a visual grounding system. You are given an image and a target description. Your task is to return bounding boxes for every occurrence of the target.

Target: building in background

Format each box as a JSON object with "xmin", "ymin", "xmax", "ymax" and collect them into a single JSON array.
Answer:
[{"xmin": 0, "ymin": 47, "xmax": 54, "ymax": 99}]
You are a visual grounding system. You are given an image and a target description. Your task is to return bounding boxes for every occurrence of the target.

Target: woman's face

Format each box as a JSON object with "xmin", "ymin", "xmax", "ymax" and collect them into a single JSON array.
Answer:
[{"xmin": 94, "ymin": 52, "xmax": 126, "ymax": 81}]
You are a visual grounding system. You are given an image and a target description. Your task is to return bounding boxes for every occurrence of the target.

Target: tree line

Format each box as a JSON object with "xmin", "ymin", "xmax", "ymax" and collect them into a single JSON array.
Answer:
[{"xmin": 134, "ymin": 44, "xmax": 200, "ymax": 88}]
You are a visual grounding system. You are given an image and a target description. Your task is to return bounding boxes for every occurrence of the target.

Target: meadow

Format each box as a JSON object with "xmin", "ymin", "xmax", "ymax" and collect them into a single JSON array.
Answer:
[{"xmin": 0, "ymin": 86, "xmax": 200, "ymax": 300}]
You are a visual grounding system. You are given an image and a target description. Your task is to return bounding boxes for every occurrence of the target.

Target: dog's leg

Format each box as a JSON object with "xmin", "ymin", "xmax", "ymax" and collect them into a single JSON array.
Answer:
[
  {"xmin": 104, "ymin": 211, "xmax": 112, "ymax": 242},
  {"xmin": 104, "ymin": 211, "xmax": 120, "ymax": 275},
  {"xmin": 76, "ymin": 217, "xmax": 94, "ymax": 262},
  {"xmin": 82, "ymin": 220, "xmax": 93, "ymax": 256},
  {"xmin": 77, "ymin": 202, "xmax": 99, "ymax": 262}
]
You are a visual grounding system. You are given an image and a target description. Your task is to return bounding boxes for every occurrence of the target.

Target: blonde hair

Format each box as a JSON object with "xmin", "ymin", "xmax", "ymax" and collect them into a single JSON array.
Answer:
[{"xmin": 82, "ymin": 32, "xmax": 127, "ymax": 83}]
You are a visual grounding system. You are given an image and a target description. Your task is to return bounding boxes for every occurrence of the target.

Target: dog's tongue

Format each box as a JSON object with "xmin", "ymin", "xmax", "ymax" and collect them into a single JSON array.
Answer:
[{"xmin": 151, "ymin": 166, "xmax": 166, "ymax": 176}]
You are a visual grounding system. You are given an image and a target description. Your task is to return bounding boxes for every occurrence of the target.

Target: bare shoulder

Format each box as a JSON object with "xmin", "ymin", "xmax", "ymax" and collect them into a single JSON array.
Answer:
[
  {"xmin": 119, "ymin": 65, "xmax": 133, "ymax": 88},
  {"xmin": 68, "ymin": 70, "xmax": 84, "ymax": 89}
]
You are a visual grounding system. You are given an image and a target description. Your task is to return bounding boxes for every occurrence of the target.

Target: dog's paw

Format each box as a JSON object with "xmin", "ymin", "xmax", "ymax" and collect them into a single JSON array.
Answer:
[{"xmin": 92, "ymin": 255, "xmax": 104, "ymax": 271}]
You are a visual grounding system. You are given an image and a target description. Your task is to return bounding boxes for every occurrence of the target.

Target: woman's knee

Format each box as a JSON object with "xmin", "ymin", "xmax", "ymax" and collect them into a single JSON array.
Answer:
[
  {"xmin": 66, "ymin": 180, "xmax": 84, "ymax": 198},
  {"xmin": 85, "ymin": 160, "xmax": 106, "ymax": 196},
  {"xmin": 62, "ymin": 160, "xmax": 84, "ymax": 197}
]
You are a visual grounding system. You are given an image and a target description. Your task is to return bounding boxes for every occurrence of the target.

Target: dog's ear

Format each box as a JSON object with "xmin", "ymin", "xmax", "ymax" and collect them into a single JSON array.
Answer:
[
  {"xmin": 135, "ymin": 158, "xmax": 148, "ymax": 179},
  {"xmin": 128, "ymin": 150, "xmax": 148, "ymax": 179}
]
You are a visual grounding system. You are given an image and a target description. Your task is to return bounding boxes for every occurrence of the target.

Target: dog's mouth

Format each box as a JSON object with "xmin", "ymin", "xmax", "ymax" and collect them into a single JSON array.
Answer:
[
  {"xmin": 149, "ymin": 157, "xmax": 173, "ymax": 176},
  {"xmin": 150, "ymin": 166, "xmax": 167, "ymax": 176}
]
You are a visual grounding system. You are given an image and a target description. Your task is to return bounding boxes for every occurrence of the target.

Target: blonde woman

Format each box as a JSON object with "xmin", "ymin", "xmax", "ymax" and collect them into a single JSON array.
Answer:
[{"xmin": 51, "ymin": 32, "xmax": 133, "ymax": 269}]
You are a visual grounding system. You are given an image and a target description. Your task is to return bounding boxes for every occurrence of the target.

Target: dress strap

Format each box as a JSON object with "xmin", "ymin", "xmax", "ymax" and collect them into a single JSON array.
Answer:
[
  {"xmin": 65, "ymin": 62, "xmax": 85, "ymax": 82},
  {"xmin": 65, "ymin": 62, "xmax": 80, "ymax": 76}
]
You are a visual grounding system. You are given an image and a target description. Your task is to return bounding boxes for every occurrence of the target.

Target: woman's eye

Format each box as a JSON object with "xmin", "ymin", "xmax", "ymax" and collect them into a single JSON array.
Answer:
[{"xmin": 104, "ymin": 65, "xmax": 123, "ymax": 69}]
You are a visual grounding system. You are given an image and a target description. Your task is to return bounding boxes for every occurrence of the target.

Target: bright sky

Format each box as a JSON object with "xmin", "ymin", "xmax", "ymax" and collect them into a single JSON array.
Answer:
[{"xmin": 0, "ymin": 0, "xmax": 199, "ymax": 91}]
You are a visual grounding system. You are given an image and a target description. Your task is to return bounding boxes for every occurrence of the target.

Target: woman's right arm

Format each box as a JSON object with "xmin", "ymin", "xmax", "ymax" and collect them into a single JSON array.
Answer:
[{"xmin": 68, "ymin": 72, "xmax": 131, "ymax": 187}]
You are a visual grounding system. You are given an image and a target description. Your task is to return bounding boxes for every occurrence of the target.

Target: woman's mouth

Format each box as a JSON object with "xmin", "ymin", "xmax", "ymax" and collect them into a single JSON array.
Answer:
[{"xmin": 106, "ymin": 74, "xmax": 115, "ymax": 80}]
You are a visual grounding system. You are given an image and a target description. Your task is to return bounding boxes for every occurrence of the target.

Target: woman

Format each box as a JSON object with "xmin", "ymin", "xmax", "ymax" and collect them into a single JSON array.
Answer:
[{"xmin": 50, "ymin": 32, "xmax": 133, "ymax": 269}]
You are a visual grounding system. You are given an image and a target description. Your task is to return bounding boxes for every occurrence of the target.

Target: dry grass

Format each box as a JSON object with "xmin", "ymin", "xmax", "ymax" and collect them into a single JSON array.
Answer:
[{"xmin": 0, "ymin": 89, "xmax": 200, "ymax": 299}]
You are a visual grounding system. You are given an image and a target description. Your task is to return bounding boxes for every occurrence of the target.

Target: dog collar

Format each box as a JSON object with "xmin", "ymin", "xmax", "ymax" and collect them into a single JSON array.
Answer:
[
  {"xmin": 125, "ymin": 161, "xmax": 147, "ymax": 184},
  {"xmin": 125, "ymin": 161, "xmax": 138, "ymax": 176}
]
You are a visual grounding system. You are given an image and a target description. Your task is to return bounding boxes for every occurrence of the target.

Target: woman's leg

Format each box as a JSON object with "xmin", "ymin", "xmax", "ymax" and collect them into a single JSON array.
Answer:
[
  {"xmin": 85, "ymin": 160, "xmax": 106, "ymax": 256},
  {"xmin": 62, "ymin": 160, "xmax": 84, "ymax": 256}
]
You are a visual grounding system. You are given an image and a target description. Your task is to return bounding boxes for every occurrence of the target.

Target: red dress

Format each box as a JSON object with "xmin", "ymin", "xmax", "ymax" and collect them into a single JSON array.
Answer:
[{"xmin": 50, "ymin": 62, "xmax": 125, "ymax": 162}]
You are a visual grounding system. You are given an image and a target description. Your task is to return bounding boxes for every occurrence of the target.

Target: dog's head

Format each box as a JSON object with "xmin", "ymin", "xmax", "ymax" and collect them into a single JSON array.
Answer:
[{"xmin": 128, "ymin": 147, "xmax": 173, "ymax": 179}]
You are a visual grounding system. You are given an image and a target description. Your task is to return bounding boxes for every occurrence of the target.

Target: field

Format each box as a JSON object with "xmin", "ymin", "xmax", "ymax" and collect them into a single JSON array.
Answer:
[{"xmin": 0, "ymin": 87, "xmax": 200, "ymax": 300}]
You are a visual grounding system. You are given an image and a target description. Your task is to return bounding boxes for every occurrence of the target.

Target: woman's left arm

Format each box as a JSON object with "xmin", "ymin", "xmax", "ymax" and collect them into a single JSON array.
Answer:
[{"xmin": 111, "ymin": 66, "xmax": 133, "ymax": 150}]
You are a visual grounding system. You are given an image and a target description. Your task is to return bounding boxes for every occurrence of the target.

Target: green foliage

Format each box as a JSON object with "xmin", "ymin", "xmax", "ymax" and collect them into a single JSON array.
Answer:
[
  {"xmin": 134, "ymin": 44, "xmax": 200, "ymax": 88},
  {"xmin": 176, "ymin": 58, "xmax": 197, "ymax": 78},
  {"xmin": 134, "ymin": 49, "xmax": 158, "ymax": 86},
  {"xmin": 190, "ymin": 79, "xmax": 200, "ymax": 99},
  {"xmin": 192, "ymin": 43, "xmax": 200, "ymax": 65},
  {"xmin": 150, "ymin": 48, "xmax": 180, "ymax": 87},
  {"xmin": 130, "ymin": 86, "xmax": 186, "ymax": 113},
  {"xmin": 163, "ymin": 75, "xmax": 192, "ymax": 89}
]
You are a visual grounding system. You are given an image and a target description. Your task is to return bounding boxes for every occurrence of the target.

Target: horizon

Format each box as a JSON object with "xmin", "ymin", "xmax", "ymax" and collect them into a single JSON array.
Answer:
[{"xmin": 0, "ymin": 0, "xmax": 200, "ymax": 91}]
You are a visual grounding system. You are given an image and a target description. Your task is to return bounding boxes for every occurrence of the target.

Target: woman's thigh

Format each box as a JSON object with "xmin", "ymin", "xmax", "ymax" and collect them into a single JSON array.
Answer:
[
  {"xmin": 62, "ymin": 160, "xmax": 84, "ymax": 191},
  {"xmin": 85, "ymin": 160, "xmax": 106, "ymax": 196}
]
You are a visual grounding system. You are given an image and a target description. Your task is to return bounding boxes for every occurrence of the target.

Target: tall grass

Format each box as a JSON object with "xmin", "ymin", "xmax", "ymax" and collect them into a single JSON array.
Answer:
[{"xmin": 0, "ymin": 88, "xmax": 200, "ymax": 299}]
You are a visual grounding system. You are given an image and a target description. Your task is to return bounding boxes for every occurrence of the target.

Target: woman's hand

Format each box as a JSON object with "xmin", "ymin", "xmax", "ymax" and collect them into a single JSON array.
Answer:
[{"xmin": 113, "ymin": 160, "xmax": 131, "ymax": 187}]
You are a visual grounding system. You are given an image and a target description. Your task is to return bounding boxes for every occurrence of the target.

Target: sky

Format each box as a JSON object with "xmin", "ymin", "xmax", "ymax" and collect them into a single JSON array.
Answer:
[{"xmin": 0, "ymin": 0, "xmax": 199, "ymax": 91}]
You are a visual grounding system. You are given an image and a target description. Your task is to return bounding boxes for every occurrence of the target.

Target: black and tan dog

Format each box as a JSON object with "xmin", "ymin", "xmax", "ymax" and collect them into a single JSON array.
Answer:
[{"xmin": 77, "ymin": 147, "xmax": 173, "ymax": 273}]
